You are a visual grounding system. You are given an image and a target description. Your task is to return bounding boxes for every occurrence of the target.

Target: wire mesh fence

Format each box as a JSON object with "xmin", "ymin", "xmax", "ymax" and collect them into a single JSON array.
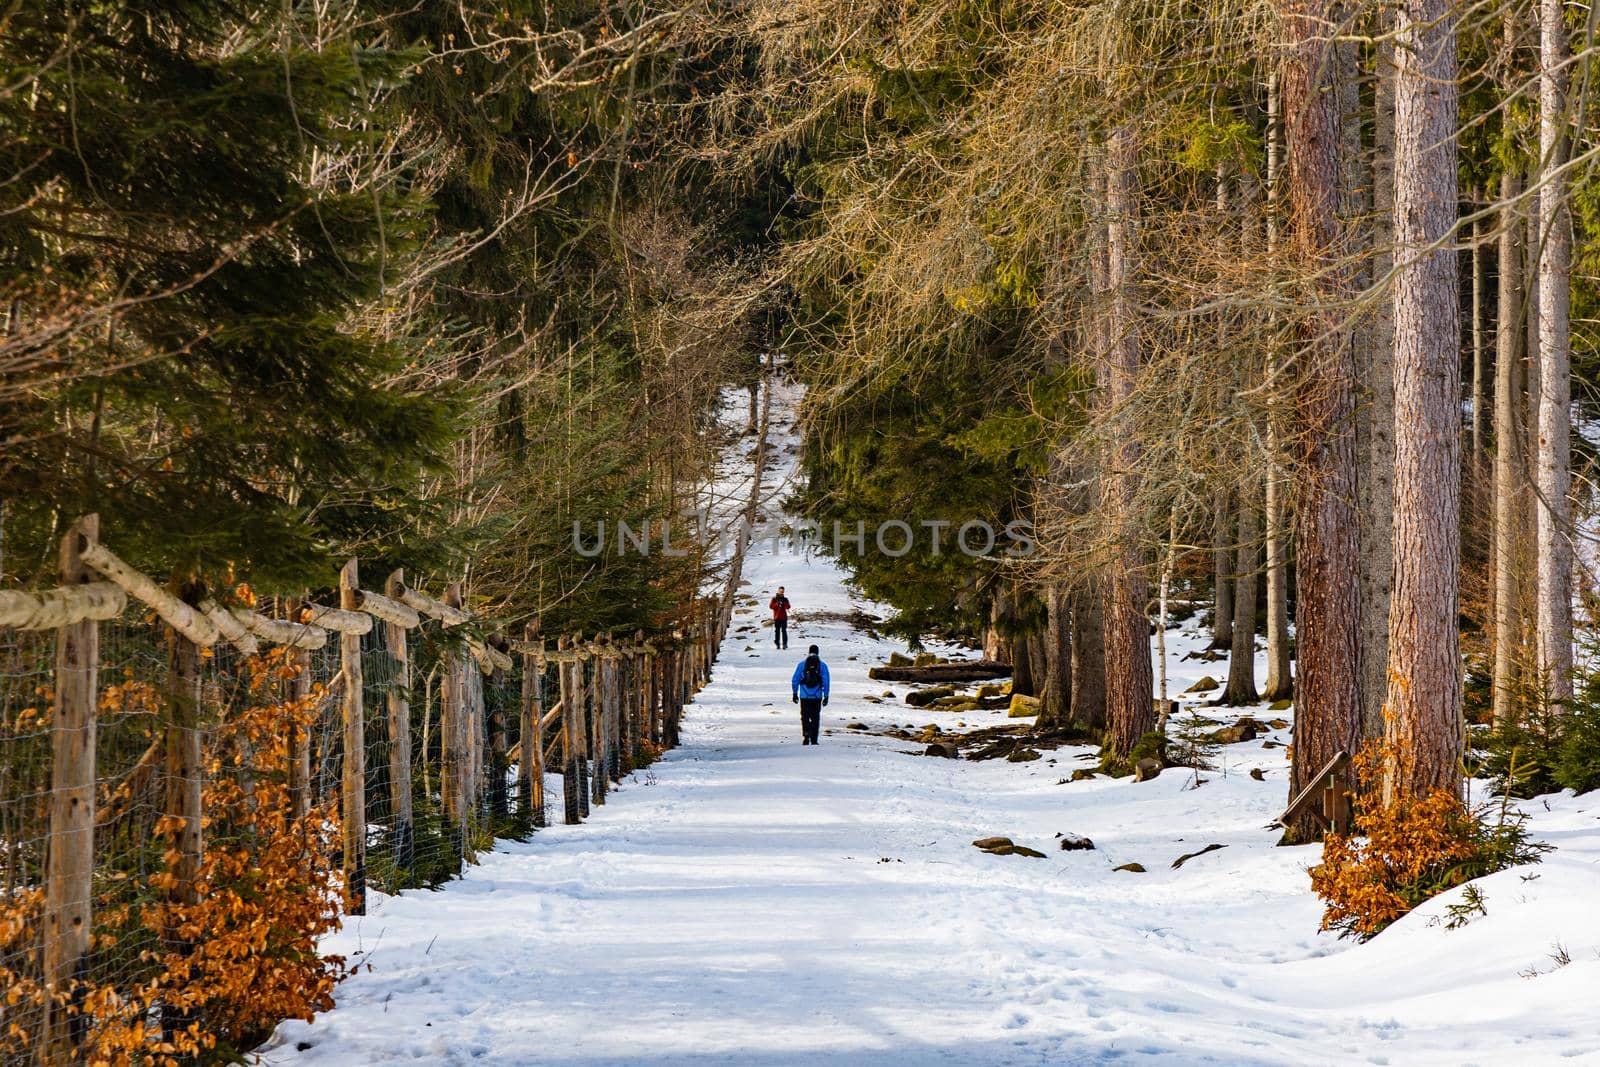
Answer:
[{"xmin": 0, "ymin": 537, "xmax": 723, "ymax": 1064}]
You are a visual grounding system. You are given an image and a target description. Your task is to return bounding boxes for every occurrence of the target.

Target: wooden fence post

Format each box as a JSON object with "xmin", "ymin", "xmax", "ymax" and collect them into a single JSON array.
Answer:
[
  {"xmin": 488, "ymin": 636, "xmax": 509, "ymax": 824},
  {"xmin": 383, "ymin": 569, "xmax": 414, "ymax": 873},
  {"xmin": 43, "ymin": 515, "xmax": 99, "ymax": 1058},
  {"xmin": 161, "ymin": 579, "xmax": 204, "ymax": 1045},
  {"xmin": 285, "ymin": 596, "xmax": 312, "ymax": 822},
  {"xmin": 589, "ymin": 638, "xmax": 607, "ymax": 807},
  {"xmin": 339, "ymin": 559, "xmax": 366, "ymax": 915},
  {"xmin": 441, "ymin": 583, "xmax": 467, "ymax": 869},
  {"xmin": 558, "ymin": 637, "xmax": 581, "ymax": 824},
  {"xmin": 520, "ymin": 624, "xmax": 545, "ymax": 827}
]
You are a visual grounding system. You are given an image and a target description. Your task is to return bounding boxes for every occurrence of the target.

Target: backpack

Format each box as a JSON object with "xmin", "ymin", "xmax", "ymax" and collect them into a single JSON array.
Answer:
[{"xmin": 801, "ymin": 655, "xmax": 823, "ymax": 690}]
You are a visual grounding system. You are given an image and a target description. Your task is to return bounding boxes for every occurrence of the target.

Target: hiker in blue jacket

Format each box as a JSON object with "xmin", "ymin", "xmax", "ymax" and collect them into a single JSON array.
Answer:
[{"xmin": 791, "ymin": 644, "xmax": 830, "ymax": 745}]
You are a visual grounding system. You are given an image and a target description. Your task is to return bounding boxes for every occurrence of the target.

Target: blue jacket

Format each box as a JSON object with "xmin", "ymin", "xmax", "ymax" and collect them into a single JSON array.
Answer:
[{"xmin": 792, "ymin": 656, "xmax": 830, "ymax": 700}]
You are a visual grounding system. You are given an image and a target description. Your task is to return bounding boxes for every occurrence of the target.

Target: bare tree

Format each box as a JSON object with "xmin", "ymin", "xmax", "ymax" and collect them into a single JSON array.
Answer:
[{"xmin": 1492, "ymin": 168, "xmax": 1527, "ymax": 727}]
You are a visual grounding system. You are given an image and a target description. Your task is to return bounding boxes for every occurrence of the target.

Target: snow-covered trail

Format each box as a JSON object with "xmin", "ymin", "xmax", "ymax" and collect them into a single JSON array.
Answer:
[{"xmin": 265, "ymin": 380, "xmax": 1600, "ymax": 1066}]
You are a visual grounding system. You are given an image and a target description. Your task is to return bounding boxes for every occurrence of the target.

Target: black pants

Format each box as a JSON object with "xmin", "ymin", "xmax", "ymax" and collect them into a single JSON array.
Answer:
[
  {"xmin": 799, "ymin": 697, "xmax": 821, "ymax": 744},
  {"xmin": 774, "ymin": 618, "xmax": 788, "ymax": 648}
]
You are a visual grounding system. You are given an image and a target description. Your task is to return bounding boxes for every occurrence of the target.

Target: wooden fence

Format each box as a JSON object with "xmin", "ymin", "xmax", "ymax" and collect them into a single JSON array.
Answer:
[{"xmin": 0, "ymin": 515, "xmax": 728, "ymax": 1063}]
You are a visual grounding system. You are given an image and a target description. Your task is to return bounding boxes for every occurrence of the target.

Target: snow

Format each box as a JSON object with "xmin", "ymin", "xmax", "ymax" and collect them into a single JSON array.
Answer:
[{"xmin": 262, "ymin": 378, "xmax": 1600, "ymax": 1066}]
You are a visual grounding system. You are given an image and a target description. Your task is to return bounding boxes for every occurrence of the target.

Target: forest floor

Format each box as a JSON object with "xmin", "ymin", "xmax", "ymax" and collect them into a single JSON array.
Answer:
[{"xmin": 263, "ymin": 381, "xmax": 1600, "ymax": 1066}]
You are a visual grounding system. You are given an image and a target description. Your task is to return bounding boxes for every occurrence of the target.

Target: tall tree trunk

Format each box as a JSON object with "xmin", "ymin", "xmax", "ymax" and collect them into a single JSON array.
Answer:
[
  {"xmin": 1536, "ymin": 0, "xmax": 1573, "ymax": 706},
  {"xmin": 1470, "ymin": 187, "xmax": 1487, "ymax": 469},
  {"xmin": 1384, "ymin": 0, "xmax": 1462, "ymax": 803},
  {"xmin": 1071, "ymin": 584, "xmax": 1108, "ymax": 733},
  {"xmin": 1012, "ymin": 625, "xmax": 1037, "ymax": 697},
  {"xmin": 1360, "ymin": 26, "xmax": 1396, "ymax": 742},
  {"xmin": 1263, "ymin": 70, "xmax": 1294, "ymax": 702},
  {"xmin": 1039, "ymin": 584, "xmax": 1073, "ymax": 728},
  {"xmin": 1209, "ymin": 490, "xmax": 1235, "ymax": 649},
  {"xmin": 1101, "ymin": 125, "xmax": 1155, "ymax": 758},
  {"xmin": 1224, "ymin": 481, "xmax": 1262, "ymax": 704},
  {"xmin": 1492, "ymin": 170, "xmax": 1526, "ymax": 726},
  {"xmin": 984, "ymin": 590, "xmax": 1015, "ymax": 665},
  {"xmin": 1280, "ymin": 0, "xmax": 1364, "ymax": 840}
]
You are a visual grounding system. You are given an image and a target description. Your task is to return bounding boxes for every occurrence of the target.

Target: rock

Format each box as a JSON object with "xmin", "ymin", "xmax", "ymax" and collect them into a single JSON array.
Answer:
[
  {"xmin": 846, "ymin": 722, "xmax": 869, "ymax": 731},
  {"xmin": 913, "ymin": 651, "xmax": 941, "ymax": 666},
  {"xmin": 1261, "ymin": 740, "xmax": 1281, "ymax": 749},
  {"xmin": 972, "ymin": 836, "xmax": 1013, "ymax": 850},
  {"xmin": 1011, "ymin": 846, "xmax": 1047, "ymax": 859},
  {"xmin": 976, "ymin": 682, "xmax": 1010, "ymax": 699},
  {"xmin": 924, "ymin": 742, "xmax": 959, "ymax": 759},
  {"xmin": 1058, "ymin": 833, "xmax": 1095, "ymax": 852},
  {"xmin": 1006, "ymin": 747, "xmax": 1042, "ymax": 763},
  {"xmin": 863, "ymin": 696, "xmax": 881, "ymax": 704},
  {"xmin": 883, "ymin": 691, "xmax": 896, "ymax": 698},
  {"xmin": 887, "ymin": 652, "xmax": 913, "ymax": 667},
  {"xmin": 1134, "ymin": 757, "xmax": 1163, "ymax": 781},
  {"xmin": 1113, "ymin": 862, "xmax": 1146, "ymax": 873},
  {"xmin": 1184, "ymin": 675, "xmax": 1220, "ymax": 693},
  {"xmin": 1267, "ymin": 718, "xmax": 1289, "ymax": 730},
  {"xmin": 1208, "ymin": 722, "xmax": 1257, "ymax": 744},
  {"xmin": 905, "ymin": 685, "xmax": 957, "ymax": 707},
  {"xmin": 1268, "ymin": 697, "xmax": 1293, "ymax": 711},
  {"xmin": 1171, "ymin": 843, "xmax": 1226, "ymax": 869},
  {"xmin": 1070, "ymin": 768, "xmax": 1098, "ymax": 782},
  {"xmin": 933, "ymin": 699, "xmax": 981, "ymax": 712},
  {"xmin": 1249, "ymin": 767, "xmax": 1265, "ymax": 781},
  {"xmin": 1007, "ymin": 693, "xmax": 1041, "ymax": 718}
]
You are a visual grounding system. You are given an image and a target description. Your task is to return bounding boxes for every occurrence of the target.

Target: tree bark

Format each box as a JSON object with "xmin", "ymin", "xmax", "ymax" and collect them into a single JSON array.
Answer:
[
  {"xmin": 1536, "ymin": 0, "xmax": 1573, "ymax": 706},
  {"xmin": 1224, "ymin": 483, "xmax": 1261, "ymax": 704},
  {"xmin": 1071, "ymin": 584, "xmax": 1108, "ymax": 733},
  {"xmin": 1039, "ymin": 584, "xmax": 1073, "ymax": 728},
  {"xmin": 1384, "ymin": 0, "xmax": 1462, "ymax": 803},
  {"xmin": 1101, "ymin": 125, "xmax": 1155, "ymax": 758},
  {"xmin": 1279, "ymin": 0, "xmax": 1365, "ymax": 839},
  {"xmin": 1492, "ymin": 170, "xmax": 1526, "ymax": 726},
  {"xmin": 1209, "ymin": 490, "xmax": 1234, "ymax": 649},
  {"xmin": 1359, "ymin": 25, "xmax": 1396, "ymax": 743},
  {"xmin": 1263, "ymin": 70, "xmax": 1294, "ymax": 702}
]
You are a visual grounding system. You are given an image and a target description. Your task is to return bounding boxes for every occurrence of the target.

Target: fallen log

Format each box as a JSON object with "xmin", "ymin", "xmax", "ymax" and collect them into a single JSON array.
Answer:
[{"xmin": 867, "ymin": 660, "xmax": 1013, "ymax": 683}]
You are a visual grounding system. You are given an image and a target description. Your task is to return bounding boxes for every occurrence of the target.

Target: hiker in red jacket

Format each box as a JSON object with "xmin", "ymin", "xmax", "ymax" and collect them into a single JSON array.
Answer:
[{"xmin": 769, "ymin": 586, "xmax": 791, "ymax": 650}]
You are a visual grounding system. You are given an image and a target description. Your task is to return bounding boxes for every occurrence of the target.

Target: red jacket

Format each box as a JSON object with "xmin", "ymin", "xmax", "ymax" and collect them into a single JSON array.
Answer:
[{"xmin": 769, "ymin": 595, "xmax": 790, "ymax": 621}]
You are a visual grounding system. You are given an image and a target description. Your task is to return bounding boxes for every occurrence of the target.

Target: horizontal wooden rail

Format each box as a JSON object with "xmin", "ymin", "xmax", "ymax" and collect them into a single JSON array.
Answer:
[
  {"xmin": 0, "ymin": 583, "xmax": 125, "ymax": 630},
  {"xmin": 354, "ymin": 588, "xmax": 421, "ymax": 629},
  {"xmin": 80, "ymin": 541, "xmax": 220, "ymax": 646},
  {"xmin": 235, "ymin": 609, "xmax": 329, "ymax": 650},
  {"xmin": 302, "ymin": 601, "xmax": 372, "ymax": 635},
  {"xmin": 398, "ymin": 584, "xmax": 471, "ymax": 627}
]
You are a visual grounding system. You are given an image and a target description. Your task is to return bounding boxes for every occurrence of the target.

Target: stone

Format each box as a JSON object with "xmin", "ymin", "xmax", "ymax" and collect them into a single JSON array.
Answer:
[
  {"xmin": 1006, "ymin": 747, "xmax": 1042, "ymax": 763},
  {"xmin": 1249, "ymin": 767, "xmax": 1265, "ymax": 781},
  {"xmin": 1208, "ymin": 722, "xmax": 1257, "ymax": 745},
  {"xmin": 887, "ymin": 652, "xmax": 913, "ymax": 667},
  {"xmin": 913, "ymin": 651, "xmax": 940, "ymax": 666},
  {"xmin": 1070, "ymin": 768, "xmax": 1098, "ymax": 782},
  {"xmin": 976, "ymin": 682, "xmax": 1010, "ymax": 699},
  {"xmin": 1011, "ymin": 846, "xmax": 1047, "ymax": 859},
  {"xmin": 863, "ymin": 696, "xmax": 882, "ymax": 704},
  {"xmin": 1058, "ymin": 833, "xmax": 1095, "ymax": 852},
  {"xmin": 1114, "ymin": 862, "xmax": 1146, "ymax": 873},
  {"xmin": 1134, "ymin": 757, "xmax": 1162, "ymax": 781},
  {"xmin": 905, "ymin": 684, "xmax": 957, "ymax": 707},
  {"xmin": 1268, "ymin": 698, "xmax": 1293, "ymax": 711},
  {"xmin": 972, "ymin": 837, "xmax": 1013, "ymax": 850},
  {"xmin": 925, "ymin": 742, "xmax": 959, "ymax": 759},
  {"xmin": 1007, "ymin": 693, "xmax": 1041, "ymax": 718},
  {"xmin": 1184, "ymin": 675, "xmax": 1220, "ymax": 693},
  {"xmin": 846, "ymin": 722, "xmax": 869, "ymax": 731},
  {"xmin": 1267, "ymin": 718, "xmax": 1289, "ymax": 730}
]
